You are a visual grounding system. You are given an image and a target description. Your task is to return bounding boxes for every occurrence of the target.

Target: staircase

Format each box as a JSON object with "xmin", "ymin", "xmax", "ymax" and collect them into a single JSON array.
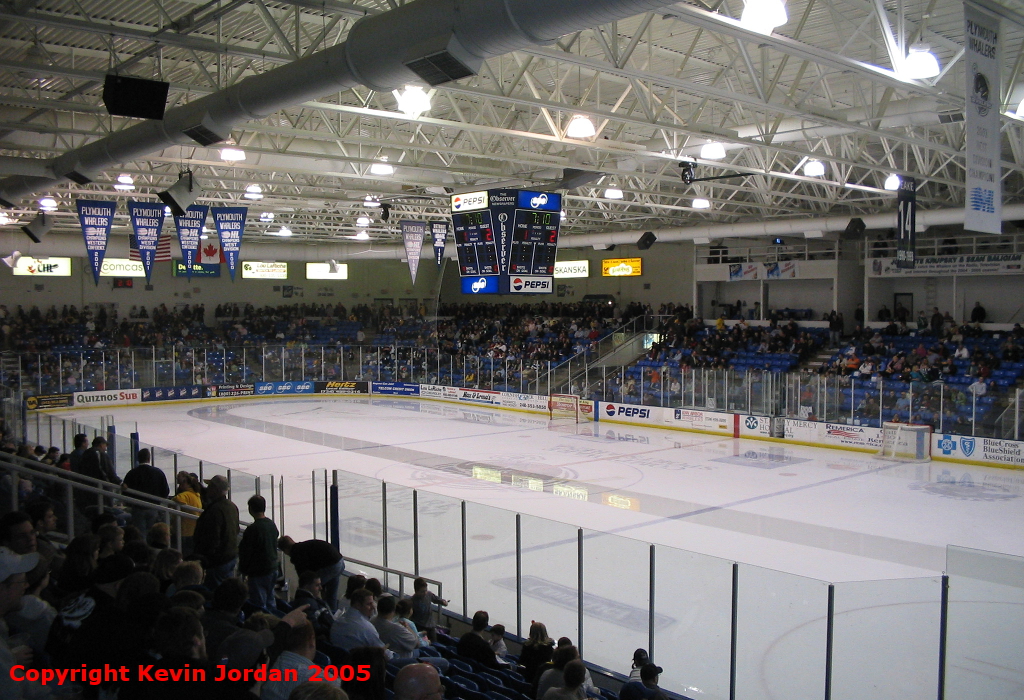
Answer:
[
  {"xmin": 0, "ymin": 353, "xmax": 21, "ymax": 390},
  {"xmin": 536, "ymin": 316, "xmax": 654, "ymax": 396},
  {"xmin": 805, "ymin": 348, "xmax": 838, "ymax": 373}
]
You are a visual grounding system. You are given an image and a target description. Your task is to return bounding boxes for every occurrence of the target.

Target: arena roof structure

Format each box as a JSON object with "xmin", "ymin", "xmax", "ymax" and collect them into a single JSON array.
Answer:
[{"xmin": 0, "ymin": 0, "xmax": 1022, "ymax": 249}]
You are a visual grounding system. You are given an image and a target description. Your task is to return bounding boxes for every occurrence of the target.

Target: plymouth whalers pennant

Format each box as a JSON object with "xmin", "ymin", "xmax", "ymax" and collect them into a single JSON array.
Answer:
[
  {"xmin": 431, "ymin": 221, "xmax": 448, "ymax": 266},
  {"xmin": 174, "ymin": 205, "xmax": 208, "ymax": 282},
  {"xmin": 211, "ymin": 206, "xmax": 247, "ymax": 281},
  {"xmin": 400, "ymin": 220, "xmax": 426, "ymax": 283},
  {"xmin": 76, "ymin": 200, "xmax": 116, "ymax": 285},
  {"xmin": 963, "ymin": 2, "xmax": 1002, "ymax": 234},
  {"xmin": 128, "ymin": 201, "xmax": 166, "ymax": 282}
]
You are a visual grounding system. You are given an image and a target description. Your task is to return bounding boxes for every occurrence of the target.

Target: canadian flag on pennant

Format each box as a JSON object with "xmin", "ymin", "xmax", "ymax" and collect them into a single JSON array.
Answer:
[{"xmin": 198, "ymin": 239, "xmax": 224, "ymax": 264}]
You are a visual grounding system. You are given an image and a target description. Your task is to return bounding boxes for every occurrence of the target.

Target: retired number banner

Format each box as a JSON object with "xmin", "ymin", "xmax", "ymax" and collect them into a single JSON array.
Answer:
[
  {"xmin": 896, "ymin": 177, "xmax": 917, "ymax": 269},
  {"xmin": 432, "ymin": 221, "xmax": 448, "ymax": 266}
]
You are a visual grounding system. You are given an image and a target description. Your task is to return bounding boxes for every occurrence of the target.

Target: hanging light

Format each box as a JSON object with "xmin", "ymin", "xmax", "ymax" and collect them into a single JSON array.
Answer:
[
  {"xmin": 269, "ymin": 226, "xmax": 292, "ymax": 237},
  {"xmin": 370, "ymin": 157, "xmax": 395, "ymax": 176},
  {"xmin": 604, "ymin": 186, "xmax": 624, "ymax": 199},
  {"xmin": 0, "ymin": 213, "xmax": 9, "ymax": 226},
  {"xmin": 560, "ymin": 210, "xmax": 567, "ymax": 221},
  {"xmin": 692, "ymin": 198, "xmax": 711, "ymax": 209},
  {"xmin": 739, "ymin": 0, "xmax": 788, "ymax": 34},
  {"xmin": 354, "ymin": 231, "xmax": 370, "ymax": 240},
  {"xmin": 1017, "ymin": 98, "xmax": 1024, "ymax": 117},
  {"xmin": 803, "ymin": 160, "xmax": 826, "ymax": 177},
  {"xmin": 364, "ymin": 195, "xmax": 381, "ymax": 208},
  {"xmin": 164, "ymin": 206, "xmax": 173, "ymax": 216},
  {"xmin": 260, "ymin": 212, "xmax": 275, "ymax": 223},
  {"xmin": 114, "ymin": 174, "xmax": 134, "ymax": 191},
  {"xmin": 566, "ymin": 114, "xmax": 596, "ymax": 138},
  {"xmin": 903, "ymin": 43, "xmax": 940, "ymax": 80},
  {"xmin": 220, "ymin": 147, "xmax": 246, "ymax": 162},
  {"xmin": 39, "ymin": 197, "xmax": 57, "ymax": 211},
  {"xmin": 393, "ymin": 86, "xmax": 432, "ymax": 119},
  {"xmin": 700, "ymin": 142, "xmax": 727, "ymax": 160},
  {"xmin": 356, "ymin": 216, "xmax": 371, "ymax": 227},
  {"xmin": 244, "ymin": 184, "xmax": 263, "ymax": 200},
  {"xmin": 884, "ymin": 173, "xmax": 902, "ymax": 191}
]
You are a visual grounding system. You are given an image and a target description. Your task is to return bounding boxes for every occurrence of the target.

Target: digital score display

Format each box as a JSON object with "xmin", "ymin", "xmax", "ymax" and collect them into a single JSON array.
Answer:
[
  {"xmin": 452, "ymin": 209, "xmax": 500, "ymax": 276},
  {"xmin": 509, "ymin": 209, "xmax": 559, "ymax": 275}
]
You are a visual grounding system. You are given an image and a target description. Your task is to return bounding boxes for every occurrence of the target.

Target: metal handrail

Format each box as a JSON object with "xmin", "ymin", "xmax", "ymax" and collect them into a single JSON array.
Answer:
[{"xmin": 344, "ymin": 555, "xmax": 444, "ymax": 602}]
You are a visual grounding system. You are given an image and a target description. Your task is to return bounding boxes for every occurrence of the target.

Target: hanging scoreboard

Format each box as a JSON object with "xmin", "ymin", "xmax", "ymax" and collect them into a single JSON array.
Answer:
[{"xmin": 451, "ymin": 188, "xmax": 561, "ymax": 294}]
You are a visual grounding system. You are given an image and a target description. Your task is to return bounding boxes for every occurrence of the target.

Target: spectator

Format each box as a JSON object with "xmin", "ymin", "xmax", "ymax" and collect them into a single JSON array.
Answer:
[
  {"xmin": 343, "ymin": 646, "xmax": 388, "ymax": 700},
  {"xmin": 456, "ymin": 610, "xmax": 502, "ymax": 669},
  {"xmin": 542, "ymin": 659, "xmax": 587, "ymax": 700},
  {"xmin": 289, "ymin": 683, "xmax": 349, "ymax": 700},
  {"xmin": 278, "ymin": 536, "xmax": 345, "ymax": 610},
  {"xmin": 217, "ymin": 628, "xmax": 276, "ymax": 698},
  {"xmin": 96, "ymin": 522, "xmax": 125, "ymax": 559},
  {"xmin": 409, "ymin": 577, "xmax": 446, "ymax": 640},
  {"xmin": 202, "ymin": 576, "xmax": 249, "ymax": 660},
  {"xmin": 488, "ymin": 623, "xmax": 508, "ymax": 658},
  {"xmin": 152, "ymin": 547, "xmax": 182, "ymax": 593},
  {"xmin": 293, "ymin": 571, "xmax": 334, "ymax": 638},
  {"xmin": 68, "ymin": 433, "xmax": 89, "ymax": 474},
  {"xmin": 970, "ymin": 302, "xmax": 987, "ymax": 323},
  {"xmin": 618, "ymin": 664, "xmax": 668, "ymax": 700},
  {"xmin": 0, "ymin": 546, "xmax": 43, "ymax": 700},
  {"xmin": 25, "ymin": 501, "xmax": 63, "ymax": 581},
  {"xmin": 263, "ymin": 620, "xmax": 338, "ymax": 700},
  {"xmin": 171, "ymin": 560, "xmax": 209, "ymax": 598},
  {"xmin": 239, "ymin": 494, "xmax": 280, "ymax": 612},
  {"xmin": 122, "ymin": 448, "xmax": 169, "ymax": 534},
  {"xmin": 54, "ymin": 534, "xmax": 99, "ymax": 597},
  {"xmin": 330, "ymin": 588, "xmax": 385, "ymax": 652},
  {"xmin": 172, "ymin": 471, "xmax": 202, "ymax": 556},
  {"xmin": 519, "ymin": 621, "xmax": 555, "ymax": 683},
  {"xmin": 192, "ymin": 474, "xmax": 239, "ymax": 588},
  {"xmin": 628, "ymin": 649, "xmax": 649, "ymax": 681},
  {"xmin": 147, "ymin": 521, "xmax": 171, "ymax": 549},
  {"xmin": 371, "ymin": 595, "xmax": 448, "ymax": 673},
  {"xmin": 78, "ymin": 436, "xmax": 121, "ymax": 486},
  {"xmin": 393, "ymin": 663, "xmax": 442, "ymax": 700},
  {"xmin": 120, "ymin": 607, "xmax": 213, "ymax": 700}
]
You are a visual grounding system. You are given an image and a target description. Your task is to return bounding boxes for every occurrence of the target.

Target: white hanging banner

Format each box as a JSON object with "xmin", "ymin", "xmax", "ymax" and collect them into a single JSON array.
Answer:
[
  {"xmin": 401, "ymin": 220, "xmax": 426, "ymax": 284},
  {"xmin": 963, "ymin": 2, "xmax": 1002, "ymax": 234}
]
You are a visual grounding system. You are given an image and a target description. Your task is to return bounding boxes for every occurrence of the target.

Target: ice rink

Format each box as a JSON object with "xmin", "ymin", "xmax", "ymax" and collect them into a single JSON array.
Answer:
[{"xmin": 49, "ymin": 396, "xmax": 1024, "ymax": 700}]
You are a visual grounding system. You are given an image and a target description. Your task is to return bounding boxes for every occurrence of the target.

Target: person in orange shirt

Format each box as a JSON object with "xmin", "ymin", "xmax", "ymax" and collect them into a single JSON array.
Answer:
[{"xmin": 172, "ymin": 471, "xmax": 203, "ymax": 556}]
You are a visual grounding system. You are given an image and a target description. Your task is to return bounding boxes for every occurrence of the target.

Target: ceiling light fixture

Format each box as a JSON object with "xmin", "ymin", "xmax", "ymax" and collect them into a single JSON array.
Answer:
[
  {"xmin": 692, "ymin": 198, "xmax": 711, "ymax": 209},
  {"xmin": 370, "ymin": 157, "xmax": 395, "ymax": 176},
  {"xmin": 393, "ymin": 85, "xmax": 432, "ymax": 119},
  {"xmin": 700, "ymin": 142, "xmax": 727, "ymax": 160},
  {"xmin": 0, "ymin": 213, "xmax": 9, "ymax": 226},
  {"xmin": 604, "ymin": 186, "xmax": 624, "ymax": 199},
  {"xmin": 803, "ymin": 160, "xmax": 826, "ymax": 177},
  {"xmin": 39, "ymin": 197, "xmax": 57, "ymax": 211},
  {"xmin": 260, "ymin": 212, "xmax": 275, "ymax": 223},
  {"xmin": 903, "ymin": 43, "xmax": 941, "ymax": 80},
  {"xmin": 354, "ymin": 231, "xmax": 370, "ymax": 241},
  {"xmin": 114, "ymin": 173, "xmax": 135, "ymax": 191},
  {"xmin": 566, "ymin": 114, "xmax": 597, "ymax": 139},
  {"xmin": 220, "ymin": 147, "xmax": 246, "ymax": 162},
  {"xmin": 270, "ymin": 226, "xmax": 292, "ymax": 237},
  {"xmin": 164, "ymin": 206, "xmax": 172, "ymax": 216},
  {"xmin": 328, "ymin": 259, "xmax": 339, "ymax": 274},
  {"xmin": 364, "ymin": 195, "xmax": 381, "ymax": 208},
  {"xmin": 356, "ymin": 216, "xmax": 371, "ymax": 227},
  {"xmin": 884, "ymin": 173, "xmax": 902, "ymax": 190},
  {"xmin": 244, "ymin": 184, "xmax": 263, "ymax": 200},
  {"xmin": 739, "ymin": 0, "xmax": 788, "ymax": 35}
]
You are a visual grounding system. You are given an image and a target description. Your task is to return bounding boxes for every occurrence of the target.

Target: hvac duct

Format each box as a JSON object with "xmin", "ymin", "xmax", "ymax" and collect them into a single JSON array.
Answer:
[{"xmin": 0, "ymin": 0, "xmax": 682, "ymax": 206}]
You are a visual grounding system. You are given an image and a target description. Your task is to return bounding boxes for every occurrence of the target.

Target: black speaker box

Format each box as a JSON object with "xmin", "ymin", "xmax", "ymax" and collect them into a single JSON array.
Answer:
[
  {"xmin": 842, "ymin": 217, "xmax": 866, "ymax": 239},
  {"xmin": 637, "ymin": 231, "xmax": 657, "ymax": 250},
  {"xmin": 103, "ymin": 74, "xmax": 170, "ymax": 120}
]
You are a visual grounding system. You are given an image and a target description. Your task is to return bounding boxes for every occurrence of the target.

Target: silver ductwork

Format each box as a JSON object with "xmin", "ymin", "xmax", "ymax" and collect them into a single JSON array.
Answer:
[{"xmin": 0, "ymin": 0, "xmax": 680, "ymax": 206}]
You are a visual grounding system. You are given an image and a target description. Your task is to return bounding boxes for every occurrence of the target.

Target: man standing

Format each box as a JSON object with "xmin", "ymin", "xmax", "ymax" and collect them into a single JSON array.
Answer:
[
  {"xmin": 122, "ymin": 448, "xmax": 169, "ymax": 534},
  {"xmin": 238, "ymin": 495, "xmax": 279, "ymax": 611},
  {"xmin": 193, "ymin": 475, "xmax": 239, "ymax": 588},
  {"xmin": 78, "ymin": 436, "xmax": 120, "ymax": 485},
  {"xmin": 68, "ymin": 433, "xmax": 89, "ymax": 474},
  {"xmin": 277, "ymin": 536, "xmax": 345, "ymax": 610},
  {"xmin": 970, "ymin": 301, "xmax": 987, "ymax": 323}
]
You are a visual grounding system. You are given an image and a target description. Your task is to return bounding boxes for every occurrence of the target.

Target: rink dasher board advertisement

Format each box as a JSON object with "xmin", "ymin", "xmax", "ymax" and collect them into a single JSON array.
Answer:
[
  {"xmin": 371, "ymin": 382, "xmax": 420, "ymax": 396},
  {"xmin": 933, "ymin": 433, "xmax": 1024, "ymax": 468},
  {"xmin": 418, "ymin": 384, "xmax": 550, "ymax": 413},
  {"xmin": 142, "ymin": 386, "xmax": 203, "ymax": 402},
  {"xmin": 314, "ymin": 381, "xmax": 369, "ymax": 395},
  {"xmin": 784, "ymin": 420, "xmax": 882, "ymax": 451},
  {"xmin": 72, "ymin": 389, "xmax": 142, "ymax": 407},
  {"xmin": 254, "ymin": 381, "xmax": 315, "ymax": 396},
  {"xmin": 24, "ymin": 394, "xmax": 74, "ymax": 410},
  {"xmin": 205, "ymin": 384, "xmax": 255, "ymax": 398},
  {"xmin": 595, "ymin": 402, "xmax": 738, "ymax": 436}
]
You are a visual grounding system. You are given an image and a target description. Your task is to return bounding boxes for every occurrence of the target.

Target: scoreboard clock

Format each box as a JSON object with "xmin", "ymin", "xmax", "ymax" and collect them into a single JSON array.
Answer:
[{"xmin": 450, "ymin": 188, "xmax": 561, "ymax": 294}]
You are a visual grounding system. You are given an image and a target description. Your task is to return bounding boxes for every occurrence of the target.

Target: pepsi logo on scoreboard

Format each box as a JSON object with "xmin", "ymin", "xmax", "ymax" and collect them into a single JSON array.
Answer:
[
  {"xmin": 451, "ymin": 191, "xmax": 488, "ymax": 211},
  {"xmin": 461, "ymin": 275, "xmax": 499, "ymax": 294},
  {"xmin": 509, "ymin": 276, "xmax": 553, "ymax": 294}
]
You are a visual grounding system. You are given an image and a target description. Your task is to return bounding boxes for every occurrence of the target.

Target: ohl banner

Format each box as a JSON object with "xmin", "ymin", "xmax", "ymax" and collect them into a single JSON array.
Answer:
[
  {"xmin": 128, "ymin": 202, "xmax": 166, "ymax": 282},
  {"xmin": 400, "ymin": 220, "xmax": 426, "ymax": 284},
  {"xmin": 432, "ymin": 221, "xmax": 448, "ymax": 266},
  {"xmin": 174, "ymin": 205, "xmax": 207, "ymax": 281},
  {"xmin": 964, "ymin": 3, "xmax": 1001, "ymax": 234},
  {"xmin": 896, "ymin": 177, "xmax": 917, "ymax": 269},
  {"xmin": 212, "ymin": 207, "xmax": 247, "ymax": 281},
  {"xmin": 77, "ymin": 200, "xmax": 115, "ymax": 285}
]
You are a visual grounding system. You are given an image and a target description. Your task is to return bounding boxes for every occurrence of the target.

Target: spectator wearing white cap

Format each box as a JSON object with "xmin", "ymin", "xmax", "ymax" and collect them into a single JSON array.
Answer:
[{"xmin": 0, "ymin": 546, "xmax": 45, "ymax": 700}]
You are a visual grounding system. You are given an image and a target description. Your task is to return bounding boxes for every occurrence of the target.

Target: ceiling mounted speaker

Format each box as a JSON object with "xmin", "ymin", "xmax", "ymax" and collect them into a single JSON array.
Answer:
[
  {"xmin": 158, "ymin": 171, "xmax": 201, "ymax": 217},
  {"xmin": 103, "ymin": 74, "xmax": 170, "ymax": 120},
  {"xmin": 842, "ymin": 217, "xmax": 866, "ymax": 240},
  {"xmin": 21, "ymin": 212, "xmax": 53, "ymax": 243},
  {"xmin": 637, "ymin": 231, "xmax": 657, "ymax": 250},
  {"xmin": 2, "ymin": 251, "xmax": 21, "ymax": 268}
]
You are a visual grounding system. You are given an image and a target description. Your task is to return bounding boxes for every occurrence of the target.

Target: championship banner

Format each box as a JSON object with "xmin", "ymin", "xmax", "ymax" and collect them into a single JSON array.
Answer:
[
  {"xmin": 400, "ymin": 220, "xmax": 426, "ymax": 284},
  {"xmin": 211, "ymin": 207, "xmax": 247, "ymax": 281},
  {"xmin": 174, "ymin": 205, "xmax": 208, "ymax": 281},
  {"xmin": 76, "ymin": 200, "xmax": 116, "ymax": 285},
  {"xmin": 896, "ymin": 176, "xmax": 917, "ymax": 269},
  {"xmin": 431, "ymin": 221, "xmax": 448, "ymax": 266},
  {"xmin": 964, "ymin": 3, "xmax": 1001, "ymax": 234},
  {"xmin": 128, "ymin": 201, "xmax": 166, "ymax": 282}
]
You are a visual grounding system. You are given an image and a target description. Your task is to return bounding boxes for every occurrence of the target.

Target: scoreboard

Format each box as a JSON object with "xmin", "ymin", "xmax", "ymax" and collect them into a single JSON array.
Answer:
[{"xmin": 451, "ymin": 188, "xmax": 561, "ymax": 294}]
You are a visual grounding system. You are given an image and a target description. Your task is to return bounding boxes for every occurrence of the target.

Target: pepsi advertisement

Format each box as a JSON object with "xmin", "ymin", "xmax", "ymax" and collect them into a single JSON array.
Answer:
[{"xmin": 461, "ymin": 276, "xmax": 499, "ymax": 294}]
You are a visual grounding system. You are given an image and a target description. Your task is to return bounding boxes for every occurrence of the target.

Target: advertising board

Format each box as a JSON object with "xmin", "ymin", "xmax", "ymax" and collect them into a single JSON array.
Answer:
[
  {"xmin": 254, "ymin": 381, "xmax": 316, "ymax": 395},
  {"xmin": 25, "ymin": 394, "xmax": 74, "ymax": 410},
  {"xmin": 73, "ymin": 389, "xmax": 142, "ymax": 407},
  {"xmin": 204, "ymin": 384, "xmax": 255, "ymax": 398},
  {"xmin": 141, "ymin": 386, "xmax": 203, "ymax": 402},
  {"xmin": 372, "ymin": 382, "xmax": 421, "ymax": 396},
  {"xmin": 314, "ymin": 381, "xmax": 369, "ymax": 395}
]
